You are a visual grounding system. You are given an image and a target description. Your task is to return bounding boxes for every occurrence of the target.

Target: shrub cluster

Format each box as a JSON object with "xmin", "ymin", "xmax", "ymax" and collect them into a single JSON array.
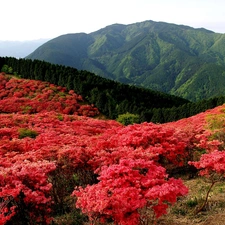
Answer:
[{"xmin": 1, "ymin": 72, "xmax": 225, "ymax": 224}]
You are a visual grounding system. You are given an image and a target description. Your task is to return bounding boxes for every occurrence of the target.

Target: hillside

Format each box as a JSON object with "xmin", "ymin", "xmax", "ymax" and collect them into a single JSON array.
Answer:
[
  {"xmin": 1, "ymin": 56, "xmax": 195, "ymax": 123},
  {"xmin": 1, "ymin": 72, "xmax": 225, "ymax": 224},
  {"xmin": 26, "ymin": 20, "xmax": 225, "ymax": 101},
  {"xmin": 2, "ymin": 56, "xmax": 225, "ymax": 124},
  {"xmin": 0, "ymin": 73, "xmax": 99, "ymax": 117}
]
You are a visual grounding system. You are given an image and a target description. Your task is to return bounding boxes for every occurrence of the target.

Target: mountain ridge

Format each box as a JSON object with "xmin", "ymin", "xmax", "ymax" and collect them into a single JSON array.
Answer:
[{"xmin": 26, "ymin": 20, "xmax": 225, "ymax": 101}]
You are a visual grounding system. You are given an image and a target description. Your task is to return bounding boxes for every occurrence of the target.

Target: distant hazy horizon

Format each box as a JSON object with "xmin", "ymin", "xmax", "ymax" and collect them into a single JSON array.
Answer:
[
  {"xmin": 1, "ymin": 0, "xmax": 225, "ymax": 41},
  {"xmin": 0, "ymin": 39, "xmax": 49, "ymax": 58}
]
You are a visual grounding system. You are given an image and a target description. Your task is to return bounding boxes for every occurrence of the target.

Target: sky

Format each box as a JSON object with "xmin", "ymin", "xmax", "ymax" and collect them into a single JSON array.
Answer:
[{"xmin": 1, "ymin": 0, "xmax": 225, "ymax": 41}]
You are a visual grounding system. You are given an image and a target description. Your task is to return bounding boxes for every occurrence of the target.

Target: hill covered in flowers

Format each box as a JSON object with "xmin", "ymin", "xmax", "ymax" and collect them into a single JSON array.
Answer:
[
  {"xmin": 1, "ymin": 73, "xmax": 225, "ymax": 224},
  {"xmin": 0, "ymin": 73, "xmax": 99, "ymax": 116}
]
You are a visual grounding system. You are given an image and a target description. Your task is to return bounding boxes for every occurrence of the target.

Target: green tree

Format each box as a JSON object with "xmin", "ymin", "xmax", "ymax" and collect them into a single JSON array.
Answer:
[
  {"xmin": 151, "ymin": 108, "xmax": 164, "ymax": 123},
  {"xmin": 116, "ymin": 112, "xmax": 140, "ymax": 125},
  {"xmin": 66, "ymin": 74, "xmax": 73, "ymax": 90},
  {"xmin": 1, "ymin": 64, "xmax": 13, "ymax": 74}
]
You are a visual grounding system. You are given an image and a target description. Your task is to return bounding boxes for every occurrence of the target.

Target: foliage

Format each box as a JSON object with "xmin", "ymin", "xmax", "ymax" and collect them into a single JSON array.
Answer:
[
  {"xmin": 0, "ymin": 57, "xmax": 191, "ymax": 121},
  {"xmin": 116, "ymin": 112, "xmax": 140, "ymax": 125},
  {"xmin": 2, "ymin": 57, "xmax": 225, "ymax": 124},
  {"xmin": 18, "ymin": 128, "xmax": 38, "ymax": 139},
  {"xmin": 1, "ymin": 64, "xmax": 13, "ymax": 74}
]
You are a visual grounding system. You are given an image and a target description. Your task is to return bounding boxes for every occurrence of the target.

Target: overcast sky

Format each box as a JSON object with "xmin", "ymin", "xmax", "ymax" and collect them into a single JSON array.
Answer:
[{"xmin": 1, "ymin": 0, "xmax": 225, "ymax": 41}]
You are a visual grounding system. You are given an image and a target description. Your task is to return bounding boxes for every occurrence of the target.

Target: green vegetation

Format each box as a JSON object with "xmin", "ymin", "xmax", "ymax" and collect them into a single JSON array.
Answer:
[
  {"xmin": 116, "ymin": 112, "xmax": 140, "ymax": 125},
  {"xmin": 20, "ymin": 105, "xmax": 33, "ymax": 114},
  {"xmin": 57, "ymin": 114, "xmax": 64, "ymax": 121},
  {"xmin": 18, "ymin": 128, "xmax": 38, "ymax": 139},
  {"xmin": 1, "ymin": 56, "xmax": 225, "ymax": 124},
  {"xmin": 26, "ymin": 20, "xmax": 225, "ymax": 102},
  {"xmin": 1, "ymin": 64, "xmax": 13, "ymax": 74}
]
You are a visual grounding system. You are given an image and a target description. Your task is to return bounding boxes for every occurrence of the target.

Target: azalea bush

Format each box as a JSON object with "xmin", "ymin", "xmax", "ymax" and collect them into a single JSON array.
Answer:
[
  {"xmin": 0, "ymin": 74, "xmax": 99, "ymax": 117},
  {"xmin": 0, "ymin": 110, "xmax": 121, "ymax": 224},
  {"xmin": 1, "ymin": 72, "xmax": 225, "ymax": 224},
  {"xmin": 0, "ymin": 160, "xmax": 56, "ymax": 225},
  {"xmin": 188, "ymin": 108, "xmax": 225, "ymax": 213},
  {"xmin": 73, "ymin": 159, "xmax": 188, "ymax": 225}
]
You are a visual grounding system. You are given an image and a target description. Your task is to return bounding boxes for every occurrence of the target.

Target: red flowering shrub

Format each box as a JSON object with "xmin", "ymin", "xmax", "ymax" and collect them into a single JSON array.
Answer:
[
  {"xmin": 0, "ymin": 111, "xmax": 122, "ymax": 224},
  {"xmin": 187, "ymin": 107, "xmax": 225, "ymax": 213},
  {"xmin": 0, "ymin": 160, "xmax": 56, "ymax": 224},
  {"xmin": 88, "ymin": 122, "xmax": 190, "ymax": 173},
  {"xmin": 189, "ymin": 150, "xmax": 225, "ymax": 177},
  {"xmin": 2, "ymin": 72, "xmax": 225, "ymax": 224},
  {"xmin": 73, "ymin": 158, "xmax": 188, "ymax": 225},
  {"xmin": 0, "ymin": 74, "xmax": 99, "ymax": 116}
]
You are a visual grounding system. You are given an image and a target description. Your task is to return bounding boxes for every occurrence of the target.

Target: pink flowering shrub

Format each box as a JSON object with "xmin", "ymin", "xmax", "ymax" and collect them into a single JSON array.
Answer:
[{"xmin": 73, "ymin": 159, "xmax": 188, "ymax": 225}]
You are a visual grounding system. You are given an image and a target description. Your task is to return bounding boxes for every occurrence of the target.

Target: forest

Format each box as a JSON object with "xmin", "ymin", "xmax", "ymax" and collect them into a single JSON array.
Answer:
[{"xmin": 1, "ymin": 56, "xmax": 225, "ymax": 124}]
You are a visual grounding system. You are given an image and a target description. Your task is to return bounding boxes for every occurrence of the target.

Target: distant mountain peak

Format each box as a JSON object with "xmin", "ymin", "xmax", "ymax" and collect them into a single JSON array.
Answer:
[{"xmin": 26, "ymin": 20, "xmax": 225, "ymax": 101}]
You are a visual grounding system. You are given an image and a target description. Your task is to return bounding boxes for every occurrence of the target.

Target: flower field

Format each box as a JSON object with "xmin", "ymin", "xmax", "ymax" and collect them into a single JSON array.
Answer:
[{"xmin": 1, "ymin": 73, "xmax": 225, "ymax": 224}]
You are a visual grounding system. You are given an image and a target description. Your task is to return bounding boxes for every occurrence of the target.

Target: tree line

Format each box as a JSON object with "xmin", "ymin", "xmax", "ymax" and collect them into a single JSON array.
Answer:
[{"xmin": 1, "ymin": 56, "xmax": 224, "ymax": 123}]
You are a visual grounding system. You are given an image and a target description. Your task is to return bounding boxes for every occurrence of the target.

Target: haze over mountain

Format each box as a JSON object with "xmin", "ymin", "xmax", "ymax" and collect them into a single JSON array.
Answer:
[
  {"xmin": 0, "ymin": 39, "xmax": 49, "ymax": 58},
  {"xmin": 27, "ymin": 20, "xmax": 225, "ymax": 101}
]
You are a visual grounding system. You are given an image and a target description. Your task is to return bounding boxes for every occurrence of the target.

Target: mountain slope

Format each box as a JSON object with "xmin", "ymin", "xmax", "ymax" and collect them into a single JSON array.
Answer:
[
  {"xmin": 26, "ymin": 20, "xmax": 225, "ymax": 101},
  {"xmin": 0, "ymin": 72, "xmax": 99, "ymax": 117},
  {"xmin": 3, "ymin": 56, "xmax": 225, "ymax": 124},
  {"xmin": 1, "ymin": 57, "xmax": 192, "ymax": 123}
]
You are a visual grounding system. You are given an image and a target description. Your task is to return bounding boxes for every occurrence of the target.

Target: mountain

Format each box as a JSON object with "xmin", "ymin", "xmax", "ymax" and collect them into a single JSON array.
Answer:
[
  {"xmin": 0, "ymin": 39, "xmax": 49, "ymax": 58},
  {"xmin": 26, "ymin": 20, "xmax": 225, "ymax": 102}
]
